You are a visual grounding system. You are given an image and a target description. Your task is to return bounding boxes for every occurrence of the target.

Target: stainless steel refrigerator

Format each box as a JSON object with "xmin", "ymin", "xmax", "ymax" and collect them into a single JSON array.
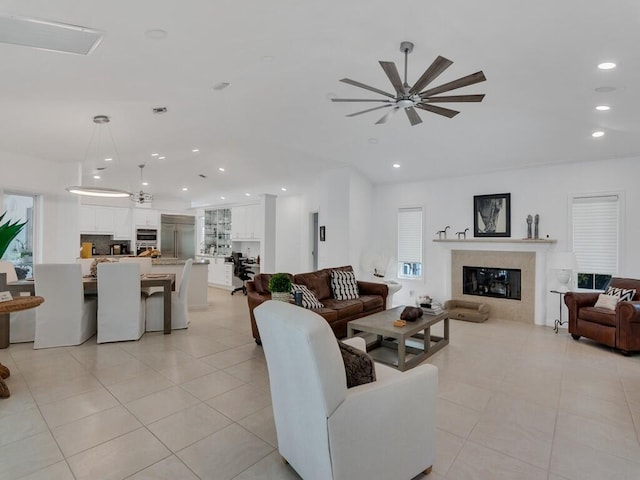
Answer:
[{"xmin": 160, "ymin": 214, "xmax": 196, "ymax": 259}]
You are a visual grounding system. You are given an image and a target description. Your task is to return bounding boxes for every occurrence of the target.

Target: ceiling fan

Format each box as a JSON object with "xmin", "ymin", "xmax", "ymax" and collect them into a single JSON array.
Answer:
[
  {"xmin": 131, "ymin": 164, "xmax": 153, "ymax": 204},
  {"xmin": 332, "ymin": 41, "xmax": 486, "ymax": 126}
]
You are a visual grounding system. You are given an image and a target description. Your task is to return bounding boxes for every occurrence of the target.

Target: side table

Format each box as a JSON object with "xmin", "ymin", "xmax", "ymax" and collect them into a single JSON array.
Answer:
[
  {"xmin": 551, "ymin": 290, "xmax": 567, "ymax": 334},
  {"xmin": 0, "ymin": 296, "xmax": 45, "ymax": 348}
]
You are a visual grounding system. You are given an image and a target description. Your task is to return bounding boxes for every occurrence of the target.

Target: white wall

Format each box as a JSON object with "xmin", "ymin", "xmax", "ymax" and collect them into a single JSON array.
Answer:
[{"xmin": 371, "ymin": 156, "xmax": 640, "ymax": 324}]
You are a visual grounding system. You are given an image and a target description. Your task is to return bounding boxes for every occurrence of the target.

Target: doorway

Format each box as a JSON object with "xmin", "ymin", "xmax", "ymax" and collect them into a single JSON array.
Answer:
[{"xmin": 310, "ymin": 212, "xmax": 318, "ymax": 270}]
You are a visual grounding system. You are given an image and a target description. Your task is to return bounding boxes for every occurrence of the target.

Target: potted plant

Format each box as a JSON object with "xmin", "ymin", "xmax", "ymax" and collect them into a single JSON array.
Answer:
[
  {"xmin": 268, "ymin": 273, "xmax": 292, "ymax": 302},
  {"xmin": 0, "ymin": 212, "xmax": 26, "ymax": 258}
]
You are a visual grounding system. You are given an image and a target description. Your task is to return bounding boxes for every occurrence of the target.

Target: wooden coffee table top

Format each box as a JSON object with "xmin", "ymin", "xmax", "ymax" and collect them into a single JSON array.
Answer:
[
  {"xmin": 0, "ymin": 296, "xmax": 44, "ymax": 314},
  {"xmin": 348, "ymin": 306, "xmax": 448, "ymax": 339}
]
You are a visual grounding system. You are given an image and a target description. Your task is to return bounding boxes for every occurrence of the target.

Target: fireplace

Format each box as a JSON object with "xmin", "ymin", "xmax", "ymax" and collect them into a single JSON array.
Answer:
[{"xmin": 463, "ymin": 266, "xmax": 521, "ymax": 300}]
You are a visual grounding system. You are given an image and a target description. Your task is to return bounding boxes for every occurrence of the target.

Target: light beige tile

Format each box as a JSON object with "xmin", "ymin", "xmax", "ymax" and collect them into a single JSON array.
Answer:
[
  {"xmin": 132, "ymin": 348, "xmax": 196, "ymax": 370},
  {"xmin": 558, "ymin": 388, "xmax": 634, "ymax": 428},
  {"xmin": 91, "ymin": 358, "xmax": 154, "ymax": 386},
  {"xmin": 125, "ymin": 385, "xmax": 200, "ymax": 424},
  {"xmin": 128, "ymin": 455, "xmax": 199, "ymax": 480},
  {"xmin": 438, "ymin": 378, "xmax": 493, "ymax": 411},
  {"xmin": 433, "ymin": 429, "xmax": 464, "ymax": 476},
  {"xmin": 177, "ymin": 423, "xmax": 273, "ymax": 480},
  {"xmin": 180, "ymin": 370, "xmax": 245, "ymax": 401},
  {"xmin": 447, "ymin": 441, "xmax": 547, "ymax": 480},
  {"xmin": 436, "ymin": 398, "xmax": 481, "ymax": 439},
  {"xmin": 482, "ymin": 392, "xmax": 557, "ymax": 436},
  {"xmin": 52, "ymin": 405, "xmax": 142, "ymax": 457},
  {"xmin": 0, "ymin": 375, "xmax": 37, "ymax": 419},
  {"xmin": 28, "ymin": 374, "xmax": 103, "ymax": 405},
  {"xmin": 170, "ymin": 336, "xmax": 232, "ymax": 358},
  {"xmin": 39, "ymin": 387, "xmax": 119, "ymax": 428},
  {"xmin": 67, "ymin": 428, "xmax": 170, "ymax": 480},
  {"xmin": 232, "ymin": 451, "xmax": 301, "ymax": 480},
  {"xmin": 237, "ymin": 405, "xmax": 278, "ymax": 448},
  {"xmin": 0, "ymin": 431, "xmax": 63, "ymax": 480},
  {"xmin": 157, "ymin": 359, "xmax": 218, "ymax": 384},
  {"xmin": 202, "ymin": 343, "xmax": 264, "ymax": 370},
  {"xmin": 206, "ymin": 384, "xmax": 271, "ymax": 421},
  {"xmin": 147, "ymin": 403, "xmax": 232, "ymax": 452},
  {"xmin": 0, "ymin": 406, "xmax": 48, "ymax": 448},
  {"xmin": 223, "ymin": 358, "xmax": 268, "ymax": 383},
  {"xmin": 106, "ymin": 370, "xmax": 174, "ymax": 403},
  {"xmin": 550, "ymin": 436, "xmax": 640, "ymax": 480},
  {"xmin": 16, "ymin": 460, "xmax": 74, "ymax": 480}
]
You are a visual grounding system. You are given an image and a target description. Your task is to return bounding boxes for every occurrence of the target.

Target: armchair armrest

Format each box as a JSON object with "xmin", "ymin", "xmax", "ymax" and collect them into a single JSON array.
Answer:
[
  {"xmin": 341, "ymin": 336, "xmax": 366, "ymax": 352},
  {"xmin": 618, "ymin": 301, "xmax": 640, "ymax": 324},
  {"xmin": 327, "ymin": 364, "xmax": 437, "ymax": 479},
  {"xmin": 564, "ymin": 291, "xmax": 600, "ymax": 309}
]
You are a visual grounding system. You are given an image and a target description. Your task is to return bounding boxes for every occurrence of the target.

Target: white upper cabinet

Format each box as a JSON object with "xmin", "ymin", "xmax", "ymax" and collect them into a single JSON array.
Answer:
[
  {"xmin": 134, "ymin": 209, "xmax": 159, "ymax": 228},
  {"xmin": 80, "ymin": 205, "xmax": 115, "ymax": 234},
  {"xmin": 231, "ymin": 204, "xmax": 262, "ymax": 240},
  {"xmin": 113, "ymin": 207, "xmax": 132, "ymax": 239}
]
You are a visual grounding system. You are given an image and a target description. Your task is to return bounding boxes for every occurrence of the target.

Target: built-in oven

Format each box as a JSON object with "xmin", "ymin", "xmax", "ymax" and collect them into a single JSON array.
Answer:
[{"xmin": 136, "ymin": 228, "xmax": 158, "ymax": 255}]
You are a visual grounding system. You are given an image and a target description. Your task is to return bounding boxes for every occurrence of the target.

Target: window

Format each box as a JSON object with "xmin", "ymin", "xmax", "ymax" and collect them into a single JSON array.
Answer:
[
  {"xmin": 1, "ymin": 193, "xmax": 35, "ymax": 279},
  {"xmin": 571, "ymin": 194, "xmax": 619, "ymax": 290},
  {"xmin": 397, "ymin": 207, "xmax": 423, "ymax": 279}
]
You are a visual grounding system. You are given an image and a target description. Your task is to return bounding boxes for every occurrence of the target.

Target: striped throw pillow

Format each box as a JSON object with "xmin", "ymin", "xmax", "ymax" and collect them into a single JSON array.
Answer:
[
  {"xmin": 605, "ymin": 286, "xmax": 636, "ymax": 302},
  {"xmin": 291, "ymin": 284, "xmax": 324, "ymax": 309},
  {"xmin": 331, "ymin": 270, "xmax": 360, "ymax": 300}
]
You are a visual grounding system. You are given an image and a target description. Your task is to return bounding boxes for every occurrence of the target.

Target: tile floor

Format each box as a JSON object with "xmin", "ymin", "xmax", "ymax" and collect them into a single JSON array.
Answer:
[{"xmin": 1, "ymin": 288, "xmax": 640, "ymax": 479}]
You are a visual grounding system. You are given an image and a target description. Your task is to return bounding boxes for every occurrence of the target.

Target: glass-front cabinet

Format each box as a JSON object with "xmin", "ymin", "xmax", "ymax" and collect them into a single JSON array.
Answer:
[{"xmin": 204, "ymin": 208, "xmax": 232, "ymax": 256}]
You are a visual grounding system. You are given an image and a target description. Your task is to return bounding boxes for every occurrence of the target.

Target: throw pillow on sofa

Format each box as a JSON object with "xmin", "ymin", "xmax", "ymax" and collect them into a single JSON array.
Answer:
[
  {"xmin": 291, "ymin": 283, "xmax": 324, "ymax": 309},
  {"xmin": 338, "ymin": 340, "xmax": 376, "ymax": 388},
  {"xmin": 594, "ymin": 293, "xmax": 619, "ymax": 311},
  {"xmin": 605, "ymin": 286, "xmax": 637, "ymax": 302},
  {"xmin": 331, "ymin": 270, "xmax": 359, "ymax": 300}
]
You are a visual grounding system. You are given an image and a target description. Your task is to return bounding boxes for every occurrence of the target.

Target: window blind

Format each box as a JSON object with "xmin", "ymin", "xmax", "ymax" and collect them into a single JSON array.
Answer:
[
  {"xmin": 572, "ymin": 195, "xmax": 618, "ymax": 275},
  {"xmin": 398, "ymin": 207, "xmax": 423, "ymax": 263}
]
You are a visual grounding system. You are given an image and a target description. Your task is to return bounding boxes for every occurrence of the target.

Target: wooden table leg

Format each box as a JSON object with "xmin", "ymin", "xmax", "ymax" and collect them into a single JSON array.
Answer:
[
  {"xmin": 0, "ymin": 313, "xmax": 8, "ymax": 349},
  {"xmin": 163, "ymin": 281, "xmax": 171, "ymax": 334}
]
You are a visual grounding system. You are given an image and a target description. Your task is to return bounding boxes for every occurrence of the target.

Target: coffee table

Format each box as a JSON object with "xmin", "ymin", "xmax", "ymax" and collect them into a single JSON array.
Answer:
[{"xmin": 347, "ymin": 306, "xmax": 449, "ymax": 371}]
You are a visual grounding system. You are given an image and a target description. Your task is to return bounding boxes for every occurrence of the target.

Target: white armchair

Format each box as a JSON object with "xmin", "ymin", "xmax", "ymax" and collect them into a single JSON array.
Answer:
[
  {"xmin": 255, "ymin": 300, "xmax": 437, "ymax": 480},
  {"xmin": 97, "ymin": 262, "xmax": 146, "ymax": 343},
  {"xmin": 33, "ymin": 264, "xmax": 97, "ymax": 349},
  {"xmin": 0, "ymin": 261, "xmax": 35, "ymax": 343},
  {"xmin": 145, "ymin": 258, "xmax": 192, "ymax": 331}
]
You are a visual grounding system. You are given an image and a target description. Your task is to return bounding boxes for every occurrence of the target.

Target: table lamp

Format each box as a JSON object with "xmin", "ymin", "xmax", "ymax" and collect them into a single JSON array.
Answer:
[{"xmin": 550, "ymin": 252, "xmax": 578, "ymax": 292}]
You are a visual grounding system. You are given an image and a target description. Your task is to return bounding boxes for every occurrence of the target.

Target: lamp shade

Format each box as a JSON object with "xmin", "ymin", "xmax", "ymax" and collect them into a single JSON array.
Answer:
[{"xmin": 550, "ymin": 252, "xmax": 578, "ymax": 271}]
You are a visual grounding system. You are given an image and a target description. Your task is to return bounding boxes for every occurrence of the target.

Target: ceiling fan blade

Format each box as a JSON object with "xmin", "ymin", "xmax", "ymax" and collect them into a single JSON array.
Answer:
[
  {"xmin": 379, "ymin": 61, "xmax": 404, "ymax": 95},
  {"xmin": 346, "ymin": 104, "xmax": 393, "ymax": 118},
  {"xmin": 408, "ymin": 56, "xmax": 453, "ymax": 95},
  {"xmin": 423, "ymin": 94, "xmax": 485, "ymax": 103},
  {"xmin": 405, "ymin": 107, "xmax": 423, "ymax": 126},
  {"xmin": 339, "ymin": 78, "xmax": 396, "ymax": 99},
  {"xmin": 331, "ymin": 98, "xmax": 394, "ymax": 103},
  {"xmin": 416, "ymin": 103, "xmax": 460, "ymax": 118},
  {"xmin": 419, "ymin": 71, "xmax": 487, "ymax": 98},
  {"xmin": 375, "ymin": 107, "xmax": 399, "ymax": 124}
]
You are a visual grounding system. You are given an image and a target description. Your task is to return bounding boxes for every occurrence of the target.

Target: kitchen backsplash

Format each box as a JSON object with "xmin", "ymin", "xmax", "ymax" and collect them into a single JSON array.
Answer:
[{"xmin": 80, "ymin": 235, "xmax": 131, "ymax": 256}]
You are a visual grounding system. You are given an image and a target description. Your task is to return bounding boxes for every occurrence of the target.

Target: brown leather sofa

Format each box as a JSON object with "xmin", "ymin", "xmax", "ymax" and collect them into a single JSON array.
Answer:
[
  {"xmin": 564, "ymin": 277, "xmax": 640, "ymax": 355},
  {"xmin": 247, "ymin": 265, "xmax": 388, "ymax": 344}
]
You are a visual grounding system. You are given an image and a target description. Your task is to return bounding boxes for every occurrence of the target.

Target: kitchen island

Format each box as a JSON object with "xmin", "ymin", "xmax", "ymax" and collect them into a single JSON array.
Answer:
[{"xmin": 150, "ymin": 258, "xmax": 209, "ymax": 310}]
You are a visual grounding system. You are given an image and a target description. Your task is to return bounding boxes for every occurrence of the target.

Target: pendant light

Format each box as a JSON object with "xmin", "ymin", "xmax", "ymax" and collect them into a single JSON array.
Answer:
[
  {"xmin": 131, "ymin": 164, "xmax": 153, "ymax": 204},
  {"xmin": 66, "ymin": 115, "xmax": 132, "ymax": 198}
]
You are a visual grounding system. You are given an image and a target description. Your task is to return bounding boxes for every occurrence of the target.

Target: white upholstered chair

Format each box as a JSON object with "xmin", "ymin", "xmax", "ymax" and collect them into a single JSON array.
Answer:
[
  {"xmin": 33, "ymin": 263, "xmax": 97, "ymax": 349},
  {"xmin": 118, "ymin": 257, "xmax": 152, "ymax": 274},
  {"xmin": 0, "ymin": 261, "xmax": 36, "ymax": 343},
  {"xmin": 97, "ymin": 262, "xmax": 146, "ymax": 343},
  {"xmin": 76, "ymin": 258, "xmax": 94, "ymax": 277},
  {"xmin": 254, "ymin": 300, "xmax": 438, "ymax": 480},
  {"xmin": 145, "ymin": 258, "xmax": 192, "ymax": 331}
]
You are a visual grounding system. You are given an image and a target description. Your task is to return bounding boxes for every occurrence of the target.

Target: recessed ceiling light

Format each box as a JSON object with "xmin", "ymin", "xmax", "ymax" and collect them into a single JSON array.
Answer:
[
  {"xmin": 592, "ymin": 130, "xmax": 605, "ymax": 138},
  {"xmin": 93, "ymin": 175, "xmax": 101, "ymax": 179},
  {"xmin": 245, "ymin": 193, "xmax": 251, "ymax": 197},
  {"xmin": 326, "ymin": 92, "xmax": 337, "ymax": 100},
  {"xmin": 145, "ymin": 29, "xmax": 168, "ymax": 40},
  {"xmin": 152, "ymin": 107, "xmax": 167, "ymax": 114},
  {"xmin": 262, "ymin": 55, "xmax": 275, "ymax": 62},
  {"xmin": 595, "ymin": 105, "xmax": 610, "ymax": 111},
  {"xmin": 220, "ymin": 196, "xmax": 225, "ymax": 200},
  {"xmin": 151, "ymin": 153, "xmax": 159, "ymax": 157},
  {"xmin": 212, "ymin": 82, "xmax": 231, "ymax": 91},
  {"xmin": 104, "ymin": 157, "xmax": 112, "ymax": 162},
  {"xmin": 191, "ymin": 148, "xmax": 199, "ymax": 153},
  {"xmin": 598, "ymin": 62, "xmax": 616, "ymax": 70},
  {"xmin": 368, "ymin": 138, "xmax": 379, "ymax": 144},
  {"xmin": 281, "ymin": 187, "xmax": 287, "ymax": 192},
  {"xmin": 158, "ymin": 156, "xmax": 165, "ymax": 160},
  {"xmin": 595, "ymin": 86, "xmax": 617, "ymax": 93},
  {"xmin": 393, "ymin": 163, "xmax": 400, "ymax": 168},
  {"xmin": 142, "ymin": 182, "xmax": 149, "ymax": 186},
  {"xmin": 182, "ymin": 187, "xmax": 188, "ymax": 191},
  {"xmin": 218, "ymin": 167, "xmax": 225, "ymax": 172}
]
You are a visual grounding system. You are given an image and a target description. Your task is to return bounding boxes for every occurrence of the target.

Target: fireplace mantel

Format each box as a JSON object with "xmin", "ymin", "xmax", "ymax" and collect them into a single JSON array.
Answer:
[{"xmin": 433, "ymin": 239, "xmax": 556, "ymax": 244}]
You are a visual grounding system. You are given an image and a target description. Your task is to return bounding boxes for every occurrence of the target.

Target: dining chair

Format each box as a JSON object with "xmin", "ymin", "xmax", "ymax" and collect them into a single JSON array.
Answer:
[
  {"xmin": 33, "ymin": 263, "xmax": 97, "ymax": 349},
  {"xmin": 97, "ymin": 262, "xmax": 146, "ymax": 343},
  {"xmin": 145, "ymin": 258, "xmax": 192, "ymax": 331},
  {"xmin": 0, "ymin": 261, "xmax": 36, "ymax": 343},
  {"xmin": 119, "ymin": 257, "xmax": 158, "ymax": 295},
  {"xmin": 76, "ymin": 258, "xmax": 94, "ymax": 277}
]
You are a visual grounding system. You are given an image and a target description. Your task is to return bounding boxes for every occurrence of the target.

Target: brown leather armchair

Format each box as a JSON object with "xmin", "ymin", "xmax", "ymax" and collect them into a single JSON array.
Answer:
[{"xmin": 564, "ymin": 277, "xmax": 640, "ymax": 355}]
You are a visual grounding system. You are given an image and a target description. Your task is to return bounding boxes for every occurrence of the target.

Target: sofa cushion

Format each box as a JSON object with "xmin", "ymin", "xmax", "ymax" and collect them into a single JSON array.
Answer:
[
  {"xmin": 330, "ymin": 270, "xmax": 360, "ymax": 300},
  {"xmin": 338, "ymin": 340, "xmax": 376, "ymax": 388},
  {"xmin": 294, "ymin": 271, "xmax": 332, "ymax": 300},
  {"xmin": 252, "ymin": 274, "xmax": 272, "ymax": 294},
  {"xmin": 359, "ymin": 295, "xmax": 384, "ymax": 312},
  {"xmin": 594, "ymin": 293, "xmax": 619, "ymax": 311},
  {"xmin": 291, "ymin": 284, "xmax": 324, "ymax": 309},
  {"xmin": 605, "ymin": 286, "xmax": 637, "ymax": 302},
  {"xmin": 579, "ymin": 306, "xmax": 617, "ymax": 326},
  {"xmin": 321, "ymin": 298, "xmax": 364, "ymax": 320}
]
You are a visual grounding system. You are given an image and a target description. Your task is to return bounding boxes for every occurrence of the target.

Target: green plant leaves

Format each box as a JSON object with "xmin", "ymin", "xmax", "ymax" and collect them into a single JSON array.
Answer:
[{"xmin": 0, "ymin": 212, "xmax": 27, "ymax": 258}]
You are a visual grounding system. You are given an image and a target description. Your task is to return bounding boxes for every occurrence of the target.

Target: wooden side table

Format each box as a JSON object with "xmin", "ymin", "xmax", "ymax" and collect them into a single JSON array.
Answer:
[{"xmin": 0, "ymin": 296, "xmax": 45, "ymax": 348}]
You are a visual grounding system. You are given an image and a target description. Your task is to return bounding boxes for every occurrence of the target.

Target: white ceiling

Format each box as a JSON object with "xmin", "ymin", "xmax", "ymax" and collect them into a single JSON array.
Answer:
[{"xmin": 2, "ymin": 0, "xmax": 639, "ymax": 206}]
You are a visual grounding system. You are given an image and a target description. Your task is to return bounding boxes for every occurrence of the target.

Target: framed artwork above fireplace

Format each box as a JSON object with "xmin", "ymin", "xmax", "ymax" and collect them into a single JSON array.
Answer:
[{"xmin": 474, "ymin": 193, "xmax": 511, "ymax": 237}]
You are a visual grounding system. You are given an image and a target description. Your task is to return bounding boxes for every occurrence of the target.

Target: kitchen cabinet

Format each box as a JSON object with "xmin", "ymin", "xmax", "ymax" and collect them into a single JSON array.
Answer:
[
  {"xmin": 113, "ymin": 207, "xmax": 132, "ymax": 239},
  {"xmin": 204, "ymin": 208, "xmax": 232, "ymax": 256},
  {"xmin": 208, "ymin": 257, "xmax": 233, "ymax": 287},
  {"xmin": 80, "ymin": 205, "xmax": 115, "ymax": 234},
  {"xmin": 231, "ymin": 204, "xmax": 262, "ymax": 240},
  {"xmin": 134, "ymin": 208, "xmax": 159, "ymax": 228}
]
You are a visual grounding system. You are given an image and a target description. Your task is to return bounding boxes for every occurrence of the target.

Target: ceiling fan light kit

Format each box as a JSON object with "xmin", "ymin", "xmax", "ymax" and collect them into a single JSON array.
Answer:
[
  {"xmin": 333, "ymin": 41, "xmax": 486, "ymax": 126},
  {"xmin": 132, "ymin": 164, "xmax": 153, "ymax": 204}
]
